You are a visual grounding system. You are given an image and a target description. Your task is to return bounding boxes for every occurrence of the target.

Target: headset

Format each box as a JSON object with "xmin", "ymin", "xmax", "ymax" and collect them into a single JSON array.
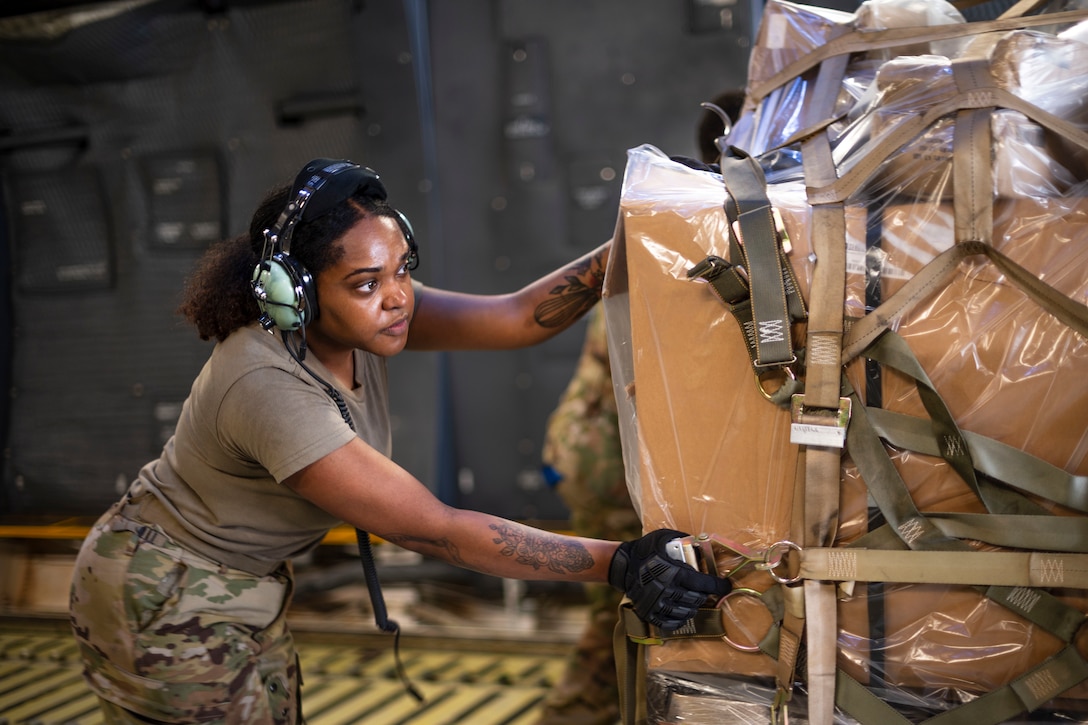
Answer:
[{"xmin": 251, "ymin": 157, "xmax": 418, "ymax": 332}]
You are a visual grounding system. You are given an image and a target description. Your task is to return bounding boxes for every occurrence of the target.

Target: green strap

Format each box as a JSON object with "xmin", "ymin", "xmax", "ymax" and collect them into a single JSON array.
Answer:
[
  {"xmin": 809, "ymin": 87, "xmax": 1088, "ymax": 207},
  {"xmin": 866, "ymin": 332, "xmax": 1049, "ymax": 517},
  {"xmin": 837, "ymin": 645, "xmax": 1088, "ymax": 725},
  {"xmin": 614, "ymin": 619, "xmax": 645, "ymax": 725},
  {"xmin": 721, "ymin": 148, "xmax": 808, "ymax": 345},
  {"xmin": 866, "ymin": 407, "xmax": 1088, "ymax": 515},
  {"xmin": 844, "ymin": 241, "xmax": 1088, "ymax": 364},
  {"xmin": 923, "ymin": 512, "xmax": 1088, "ymax": 554},
  {"xmin": 845, "ymin": 389, "xmax": 965, "ymax": 551},
  {"xmin": 987, "ymin": 585, "xmax": 1087, "ymax": 644}
]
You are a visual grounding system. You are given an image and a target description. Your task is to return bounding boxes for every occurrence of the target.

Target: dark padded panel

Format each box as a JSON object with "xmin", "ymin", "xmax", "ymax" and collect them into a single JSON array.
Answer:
[
  {"xmin": 0, "ymin": 0, "xmax": 435, "ymax": 515},
  {"xmin": 8, "ymin": 167, "xmax": 113, "ymax": 292}
]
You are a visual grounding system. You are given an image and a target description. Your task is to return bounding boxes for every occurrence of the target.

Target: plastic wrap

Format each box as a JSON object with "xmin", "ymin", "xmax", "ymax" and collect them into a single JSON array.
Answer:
[
  {"xmin": 602, "ymin": 1, "xmax": 1088, "ymax": 720},
  {"xmin": 730, "ymin": 0, "xmax": 970, "ymax": 157}
]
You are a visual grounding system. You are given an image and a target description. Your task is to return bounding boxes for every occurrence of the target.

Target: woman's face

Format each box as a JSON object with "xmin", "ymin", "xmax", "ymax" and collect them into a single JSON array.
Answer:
[{"xmin": 306, "ymin": 213, "xmax": 415, "ymax": 358}]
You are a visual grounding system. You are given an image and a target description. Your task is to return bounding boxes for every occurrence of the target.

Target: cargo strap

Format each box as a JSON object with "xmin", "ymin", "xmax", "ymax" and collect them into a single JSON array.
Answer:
[
  {"xmin": 800, "ymin": 548, "xmax": 1088, "ymax": 589},
  {"xmin": 843, "ymin": 335, "xmax": 1088, "ymax": 598},
  {"xmin": 866, "ymin": 408, "xmax": 1088, "ymax": 518},
  {"xmin": 791, "ymin": 43, "xmax": 853, "ymax": 725},
  {"xmin": 808, "ymin": 83, "xmax": 1088, "ymax": 209},
  {"xmin": 619, "ymin": 562, "xmax": 1088, "ymax": 725},
  {"xmin": 619, "ymin": 589, "xmax": 1088, "ymax": 725},
  {"xmin": 687, "ymin": 146, "xmax": 807, "ymax": 378},
  {"xmin": 748, "ymin": 8, "xmax": 1088, "ymax": 105},
  {"xmin": 843, "ymin": 240, "xmax": 1088, "ymax": 364},
  {"xmin": 864, "ymin": 332, "xmax": 1049, "ymax": 517}
]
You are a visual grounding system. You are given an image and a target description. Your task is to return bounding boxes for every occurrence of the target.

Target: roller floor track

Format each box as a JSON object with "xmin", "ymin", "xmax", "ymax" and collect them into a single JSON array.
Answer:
[{"xmin": 0, "ymin": 618, "xmax": 572, "ymax": 725}]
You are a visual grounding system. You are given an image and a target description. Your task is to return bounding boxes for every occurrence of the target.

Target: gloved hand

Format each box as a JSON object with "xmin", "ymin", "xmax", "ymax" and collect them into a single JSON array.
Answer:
[{"xmin": 609, "ymin": 529, "xmax": 731, "ymax": 631}]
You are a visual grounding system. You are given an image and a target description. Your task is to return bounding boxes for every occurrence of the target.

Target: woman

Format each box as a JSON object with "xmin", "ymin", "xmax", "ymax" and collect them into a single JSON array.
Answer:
[{"xmin": 69, "ymin": 158, "xmax": 727, "ymax": 724}]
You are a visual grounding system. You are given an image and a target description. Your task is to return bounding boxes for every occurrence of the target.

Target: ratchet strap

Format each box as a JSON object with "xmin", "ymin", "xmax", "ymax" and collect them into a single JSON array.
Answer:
[{"xmin": 687, "ymin": 145, "xmax": 807, "ymax": 381}]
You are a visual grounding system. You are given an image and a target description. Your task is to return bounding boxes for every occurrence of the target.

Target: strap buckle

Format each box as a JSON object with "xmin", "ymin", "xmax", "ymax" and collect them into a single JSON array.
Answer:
[{"xmin": 789, "ymin": 394, "xmax": 851, "ymax": 448}]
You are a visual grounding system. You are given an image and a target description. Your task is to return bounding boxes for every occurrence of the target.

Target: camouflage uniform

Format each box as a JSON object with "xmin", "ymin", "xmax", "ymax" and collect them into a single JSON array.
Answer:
[
  {"xmin": 69, "ymin": 493, "xmax": 300, "ymax": 724},
  {"xmin": 537, "ymin": 307, "xmax": 642, "ymax": 725}
]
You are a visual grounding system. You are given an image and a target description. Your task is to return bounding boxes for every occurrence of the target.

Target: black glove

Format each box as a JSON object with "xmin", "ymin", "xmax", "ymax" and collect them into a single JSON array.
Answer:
[{"xmin": 609, "ymin": 528, "xmax": 731, "ymax": 632}]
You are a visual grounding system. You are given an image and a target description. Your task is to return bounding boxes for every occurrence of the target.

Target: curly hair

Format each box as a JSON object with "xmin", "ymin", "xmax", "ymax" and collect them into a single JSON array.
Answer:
[{"xmin": 177, "ymin": 181, "xmax": 405, "ymax": 341}]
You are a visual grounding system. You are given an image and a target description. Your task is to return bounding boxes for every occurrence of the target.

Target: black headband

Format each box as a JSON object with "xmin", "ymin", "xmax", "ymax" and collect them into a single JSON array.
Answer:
[{"xmin": 291, "ymin": 158, "xmax": 388, "ymax": 222}]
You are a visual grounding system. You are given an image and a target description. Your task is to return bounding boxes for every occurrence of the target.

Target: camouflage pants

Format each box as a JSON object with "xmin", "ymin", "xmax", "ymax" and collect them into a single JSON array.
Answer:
[
  {"xmin": 69, "ymin": 505, "xmax": 300, "ymax": 724},
  {"xmin": 535, "ymin": 487, "xmax": 641, "ymax": 725}
]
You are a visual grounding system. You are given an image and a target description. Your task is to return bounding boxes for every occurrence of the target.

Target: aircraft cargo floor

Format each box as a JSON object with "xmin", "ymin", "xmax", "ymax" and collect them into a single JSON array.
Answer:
[{"xmin": 0, "ymin": 617, "xmax": 574, "ymax": 725}]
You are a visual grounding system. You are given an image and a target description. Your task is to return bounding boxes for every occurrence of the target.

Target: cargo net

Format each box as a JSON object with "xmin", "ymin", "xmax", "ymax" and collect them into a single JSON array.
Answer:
[{"xmin": 603, "ymin": 0, "xmax": 1088, "ymax": 723}]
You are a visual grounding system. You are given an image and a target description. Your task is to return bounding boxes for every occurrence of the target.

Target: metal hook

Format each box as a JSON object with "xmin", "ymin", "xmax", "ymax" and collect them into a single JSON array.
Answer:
[
  {"xmin": 694, "ymin": 533, "xmax": 803, "ymax": 585},
  {"xmin": 700, "ymin": 101, "xmax": 734, "ymax": 141}
]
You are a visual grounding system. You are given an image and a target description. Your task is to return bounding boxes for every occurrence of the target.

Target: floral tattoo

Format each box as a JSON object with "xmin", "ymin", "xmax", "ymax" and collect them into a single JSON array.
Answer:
[
  {"xmin": 533, "ymin": 251, "xmax": 606, "ymax": 328},
  {"xmin": 489, "ymin": 523, "xmax": 594, "ymax": 574}
]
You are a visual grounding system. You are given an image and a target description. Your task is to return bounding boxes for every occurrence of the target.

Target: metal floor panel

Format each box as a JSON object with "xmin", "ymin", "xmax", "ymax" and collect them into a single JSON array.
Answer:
[{"xmin": 0, "ymin": 620, "xmax": 569, "ymax": 725}]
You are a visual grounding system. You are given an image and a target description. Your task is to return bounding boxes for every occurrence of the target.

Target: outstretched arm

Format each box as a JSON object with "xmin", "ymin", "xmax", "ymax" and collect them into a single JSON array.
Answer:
[
  {"xmin": 285, "ymin": 436, "xmax": 617, "ymax": 583},
  {"xmin": 405, "ymin": 241, "xmax": 610, "ymax": 351},
  {"xmin": 286, "ymin": 435, "xmax": 730, "ymax": 630}
]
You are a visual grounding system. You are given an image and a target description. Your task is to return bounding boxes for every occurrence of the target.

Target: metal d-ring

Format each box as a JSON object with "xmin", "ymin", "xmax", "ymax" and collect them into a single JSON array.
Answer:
[
  {"xmin": 717, "ymin": 587, "xmax": 767, "ymax": 652},
  {"xmin": 756, "ymin": 365, "xmax": 798, "ymax": 402}
]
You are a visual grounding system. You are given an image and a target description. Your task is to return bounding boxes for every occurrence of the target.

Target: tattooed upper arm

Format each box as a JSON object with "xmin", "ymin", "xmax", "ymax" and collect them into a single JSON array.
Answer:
[{"xmin": 533, "ymin": 251, "xmax": 606, "ymax": 329}]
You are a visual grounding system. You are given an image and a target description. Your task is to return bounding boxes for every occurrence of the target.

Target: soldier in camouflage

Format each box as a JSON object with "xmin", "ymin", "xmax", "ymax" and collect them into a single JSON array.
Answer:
[
  {"xmin": 70, "ymin": 493, "xmax": 300, "ymax": 723},
  {"xmin": 536, "ymin": 307, "xmax": 641, "ymax": 725}
]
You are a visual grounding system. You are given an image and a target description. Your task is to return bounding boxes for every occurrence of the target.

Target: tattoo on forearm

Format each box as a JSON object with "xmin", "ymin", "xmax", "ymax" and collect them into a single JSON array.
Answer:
[
  {"xmin": 383, "ymin": 533, "xmax": 467, "ymax": 566},
  {"xmin": 534, "ymin": 251, "xmax": 606, "ymax": 328},
  {"xmin": 489, "ymin": 523, "xmax": 594, "ymax": 574}
]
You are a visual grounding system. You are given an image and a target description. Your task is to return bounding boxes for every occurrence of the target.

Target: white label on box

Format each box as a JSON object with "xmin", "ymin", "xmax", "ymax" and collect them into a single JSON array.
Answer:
[{"xmin": 791, "ymin": 422, "xmax": 847, "ymax": 448}]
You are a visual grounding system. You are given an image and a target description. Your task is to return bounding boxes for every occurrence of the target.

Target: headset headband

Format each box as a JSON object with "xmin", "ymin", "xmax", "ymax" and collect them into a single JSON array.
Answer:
[{"xmin": 264, "ymin": 158, "xmax": 388, "ymax": 255}]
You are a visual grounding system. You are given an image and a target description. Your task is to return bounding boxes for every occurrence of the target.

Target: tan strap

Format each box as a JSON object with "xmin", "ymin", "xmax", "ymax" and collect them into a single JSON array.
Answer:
[
  {"xmin": 615, "ymin": 600, "xmax": 649, "ymax": 725},
  {"xmin": 797, "ymin": 54, "xmax": 851, "ymax": 724},
  {"xmin": 950, "ymin": 52, "xmax": 996, "ymax": 245},
  {"xmin": 800, "ymin": 548, "xmax": 1088, "ymax": 588},
  {"xmin": 804, "ymin": 579, "xmax": 838, "ymax": 724}
]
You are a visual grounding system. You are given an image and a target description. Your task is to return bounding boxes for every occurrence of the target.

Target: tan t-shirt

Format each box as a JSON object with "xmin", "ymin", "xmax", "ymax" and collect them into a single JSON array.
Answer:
[{"xmin": 133, "ymin": 323, "xmax": 391, "ymax": 575}]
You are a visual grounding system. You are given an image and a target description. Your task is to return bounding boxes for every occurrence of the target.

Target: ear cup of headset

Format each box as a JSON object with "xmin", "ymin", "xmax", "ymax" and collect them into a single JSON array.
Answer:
[{"xmin": 252, "ymin": 253, "xmax": 317, "ymax": 331}]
